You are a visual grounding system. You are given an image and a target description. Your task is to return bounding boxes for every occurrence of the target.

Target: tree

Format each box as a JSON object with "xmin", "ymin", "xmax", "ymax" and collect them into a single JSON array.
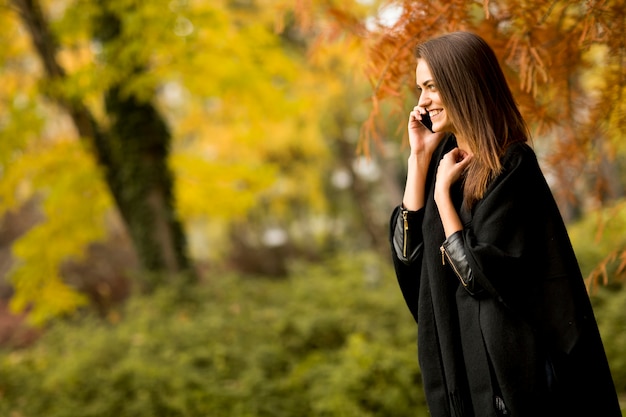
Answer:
[
  {"xmin": 0, "ymin": 0, "xmax": 362, "ymax": 322},
  {"xmin": 10, "ymin": 0, "xmax": 194, "ymax": 292}
]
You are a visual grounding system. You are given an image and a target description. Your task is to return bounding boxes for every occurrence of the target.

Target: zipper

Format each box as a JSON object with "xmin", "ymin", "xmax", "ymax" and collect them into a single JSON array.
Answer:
[
  {"xmin": 402, "ymin": 209, "xmax": 408, "ymax": 258},
  {"xmin": 440, "ymin": 244, "xmax": 468, "ymax": 287}
]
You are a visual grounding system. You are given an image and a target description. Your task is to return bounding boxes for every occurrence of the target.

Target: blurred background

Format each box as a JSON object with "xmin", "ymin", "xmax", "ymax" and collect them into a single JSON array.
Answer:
[{"xmin": 0, "ymin": 0, "xmax": 625, "ymax": 415}]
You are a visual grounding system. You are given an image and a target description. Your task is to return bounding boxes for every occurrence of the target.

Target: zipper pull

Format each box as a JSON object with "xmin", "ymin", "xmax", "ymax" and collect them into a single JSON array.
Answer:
[
  {"xmin": 402, "ymin": 210, "xmax": 408, "ymax": 258},
  {"xmin": 440, "ymin": 245, "xmax": 445, "ymax": 265}
]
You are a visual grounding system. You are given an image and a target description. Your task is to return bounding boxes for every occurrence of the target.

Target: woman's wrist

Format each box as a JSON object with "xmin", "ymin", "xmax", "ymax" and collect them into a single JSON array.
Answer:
[
  {"xmin": 434, "ymin": 188, "xmax": 463, "ymax": 237},
  {"xmin": 408, "ymin": 149, "xmax": 433, "ymax": 161},
  {"xmin": 403, "ymin": 154, "xmax": 430, "ymax": 211},
  {"xmin": 408, "ymin": 153, "xmax": 431, "ymax": 177},
  {"xmin": 434, "ymin": 184, "xmax": 449, "ymax": 206}
]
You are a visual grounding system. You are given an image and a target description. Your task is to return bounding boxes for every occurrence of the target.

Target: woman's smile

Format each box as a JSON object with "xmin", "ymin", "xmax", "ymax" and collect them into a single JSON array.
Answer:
[{"xmin": 429, "ymin": 109, "xmax": 443, "ymax": 118}]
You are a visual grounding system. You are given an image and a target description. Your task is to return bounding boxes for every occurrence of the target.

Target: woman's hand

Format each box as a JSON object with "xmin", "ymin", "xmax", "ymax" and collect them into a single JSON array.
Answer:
[
  {"xmin": 434, "ymin": 148, "xmax": 473, "ymax": 237},
  {"xmin": 402, "ymin": 106, "xmax": 446, "ymax": 211},
  {"xmin": 434, "ymin": 148, "xmax": 473, "ymax": 200},
  {"xmin": 408, "ymin": 106, "xmax": 445, "ymax": 157}
]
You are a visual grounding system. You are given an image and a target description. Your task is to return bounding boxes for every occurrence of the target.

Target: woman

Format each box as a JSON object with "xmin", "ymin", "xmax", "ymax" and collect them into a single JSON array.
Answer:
[{"xmin": 390, "ymin": 31, "xmax": 621, "ymax": 417}]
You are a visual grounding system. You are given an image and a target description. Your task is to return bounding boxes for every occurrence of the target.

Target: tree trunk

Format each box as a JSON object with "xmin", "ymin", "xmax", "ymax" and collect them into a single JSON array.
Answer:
[{"xmin": 103, "ymin": 84, "xmax": 193, "ymax": 288}]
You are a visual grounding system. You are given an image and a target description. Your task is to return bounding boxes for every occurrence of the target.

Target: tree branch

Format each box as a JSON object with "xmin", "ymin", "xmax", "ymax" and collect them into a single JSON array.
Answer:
[
  {"xmin": 10, "ymin": 0, "xmax": 113, "ymax": 169},
  {"xmin": 10, "ymin": 0, "xmax": 64, "ymax": 78}
]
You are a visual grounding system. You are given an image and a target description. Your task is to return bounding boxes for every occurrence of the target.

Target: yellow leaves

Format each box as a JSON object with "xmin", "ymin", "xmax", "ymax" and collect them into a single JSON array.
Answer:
[
  {"xmin": 1, "ymin": 0, "xmax": 377, "ymax": 322},
  {"xmin": 54, "ymin": 41, "xmax": 107, "ymax": 103},
  {"xmin": 581, "ymin": 44, "xmax": 609, "ymax": 95},
  {"xmin": 170, "ymin": 80, "xmax": 329, "ymax": 220},
  {"xmin": 10, "ymin": 232, "xmax": 90, "ymax": 326},
  {"xmin": 171, "ymin": 153, "xmax": 277, "ymax": 221},
  {"xmin": 33, "ymin": 278, "xmax": 86, "ymax": 321},
  {"xmin": 158, "ymin": 1, "xmax": 335, "ymax": 224},
  {"xmin": 579, "ymin": 44, "xmax": 626, "ymax": 153},
  {"xmin": 1, "ymin": 139, "xmax": 112, "ymax": 325},
  {"xmin": 0, "ymin": 6, "xmax": 33, "ymax": 62},
  {"xmin": 0, "ymin": 11, "xmax": 47, "ymax": 206},
  {"xmin": 605, "ymin": 82, "xmax": 626, "ymax": 153}
]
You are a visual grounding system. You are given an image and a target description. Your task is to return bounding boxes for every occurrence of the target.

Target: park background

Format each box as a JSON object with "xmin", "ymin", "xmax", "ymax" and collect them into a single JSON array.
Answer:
[{"xmin": 1, "ymin": 0, "xmax": 625, "ymax": 415}]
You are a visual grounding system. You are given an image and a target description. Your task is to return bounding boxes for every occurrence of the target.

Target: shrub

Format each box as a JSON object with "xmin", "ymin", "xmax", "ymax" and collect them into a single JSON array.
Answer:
[
  {"xmin": 2, "ymin": 250, "xmax": 623, "ymax": 416},
  {"xmin": 567, "ymin": 199, "xmax": 626, "ymax": 285},
  {"xmin": 593, "ymin": 285, "xmax": 626, "ymax": 395},
  {"xmin": 0, "ymin": 252, "xmax": 426, "ymax": 417}
]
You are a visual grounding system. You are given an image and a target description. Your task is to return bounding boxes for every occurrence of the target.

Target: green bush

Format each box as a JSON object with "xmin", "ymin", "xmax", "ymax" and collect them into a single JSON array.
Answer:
[
  {"xmin": 1, "ymin": 250, "xmax": 623, "ymax": 416},
  {"xmin": 593, "ymin": 285, "xmax": 626, "ymax": 395},
  {"xmin": 568, "ymin": 202, "xmax": 626, "ymax": 411},
  {"xmin": 568, "ymin": 199, "xmax": 626, "ymax": 281},
  {"xmin": 0, "ymin": 252, "xmax": 426, "ymax": 417}
]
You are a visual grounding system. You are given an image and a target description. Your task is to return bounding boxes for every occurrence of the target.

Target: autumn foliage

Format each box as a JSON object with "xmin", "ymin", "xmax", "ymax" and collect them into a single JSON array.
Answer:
[
  {"xmin": 0, "ymin": 1, "xmax": 625, "ymax": 414},
  {"xmin": 0, "ymin": 0, "xmax": 625, "ymax": 326}
]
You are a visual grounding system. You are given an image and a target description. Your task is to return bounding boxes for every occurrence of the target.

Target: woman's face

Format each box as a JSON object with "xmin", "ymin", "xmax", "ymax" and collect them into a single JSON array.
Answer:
[{"xmin": 415, "ymin": 59, "xmax": 455, "ymax": 134}]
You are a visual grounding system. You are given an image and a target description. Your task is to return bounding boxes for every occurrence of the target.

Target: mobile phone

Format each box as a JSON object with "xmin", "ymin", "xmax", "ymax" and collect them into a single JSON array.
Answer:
[{"xmin": 420, "ymin": 112, "xmax": 433, "ymax": 132}]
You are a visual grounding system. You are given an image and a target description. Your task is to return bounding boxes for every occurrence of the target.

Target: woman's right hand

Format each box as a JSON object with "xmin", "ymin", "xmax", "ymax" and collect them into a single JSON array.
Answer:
[
  {"xmin": 408, "ymin": 106, "xmax": 445, "ymax": 157},
  {"xmin": 401, "ymin": 106, "xmax": 446, "ymax": 211}
]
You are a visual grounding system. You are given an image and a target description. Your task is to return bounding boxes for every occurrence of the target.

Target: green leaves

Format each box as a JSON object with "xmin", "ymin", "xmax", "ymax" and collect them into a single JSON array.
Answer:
[{"xmin": 0, "ymin": 254, "xmax": 426, "ymax": 416}]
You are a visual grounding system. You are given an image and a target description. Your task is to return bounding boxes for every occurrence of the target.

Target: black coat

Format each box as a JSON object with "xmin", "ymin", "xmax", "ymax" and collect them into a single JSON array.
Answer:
[{"xmin": 389, "ymin": 135, "xmax": 621, "ymax": 417}]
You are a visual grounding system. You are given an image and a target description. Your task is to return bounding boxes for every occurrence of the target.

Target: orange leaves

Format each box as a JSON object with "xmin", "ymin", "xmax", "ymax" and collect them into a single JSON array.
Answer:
[
  {"xmin": 587, "ymin": 249, "xmax": 626, "ymax": 292},
  {"xmin": 505, "ymin": 34, "xmax": 549, "ymax": 96},
  {"xmin": 355, "ymin": 0, "xmax": 626, "ymax": 159},
  {"xmin": 324, "ymin": 7, "xmax": 369, "ymax": 39}
]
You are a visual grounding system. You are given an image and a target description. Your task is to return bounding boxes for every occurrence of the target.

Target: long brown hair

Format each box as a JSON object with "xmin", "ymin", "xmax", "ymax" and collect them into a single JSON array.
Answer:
[{"xmin": 415, "ymin": 31, "xmax": 530, "ymax": 209}]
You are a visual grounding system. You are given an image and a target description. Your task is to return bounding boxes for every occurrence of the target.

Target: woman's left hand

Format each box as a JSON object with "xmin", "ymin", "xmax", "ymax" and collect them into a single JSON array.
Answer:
[
  {"xmin": 435, "ymin": 148, "xmax": 473, "ymax": 198},
  {"xmin": 434, "ymin": 148, "xmax": 473, "ymax": 236}
]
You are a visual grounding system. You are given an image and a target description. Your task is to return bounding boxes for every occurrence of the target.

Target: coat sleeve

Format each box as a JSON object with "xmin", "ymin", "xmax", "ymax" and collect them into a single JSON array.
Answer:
[{"xmin": 389, "ymin": 205, "xmax": 425, "ymax": 323}]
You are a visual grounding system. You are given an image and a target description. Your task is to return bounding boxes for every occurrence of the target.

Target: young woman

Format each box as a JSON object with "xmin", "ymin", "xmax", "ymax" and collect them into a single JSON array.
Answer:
[{"xmin": 390, "ymin": 31, "xmax": 621, "ymax": 417}]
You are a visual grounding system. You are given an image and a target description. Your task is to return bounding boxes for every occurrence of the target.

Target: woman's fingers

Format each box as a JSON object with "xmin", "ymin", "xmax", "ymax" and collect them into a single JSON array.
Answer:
[{"xmin": 438, "ymin": 148, "xmax": 473, "ymax": 185}]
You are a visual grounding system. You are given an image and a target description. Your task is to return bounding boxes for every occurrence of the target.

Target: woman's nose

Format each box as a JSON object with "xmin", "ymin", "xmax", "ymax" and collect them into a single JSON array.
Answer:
[{"xmin": 417, "ymin": 91, "xmax": 430, "ymax": 108}]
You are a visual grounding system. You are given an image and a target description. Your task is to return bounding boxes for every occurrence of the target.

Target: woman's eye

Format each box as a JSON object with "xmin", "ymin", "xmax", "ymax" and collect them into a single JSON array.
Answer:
[{"xmin": 427, "ymin": 84, "xmax": 436, "ymax": 90}]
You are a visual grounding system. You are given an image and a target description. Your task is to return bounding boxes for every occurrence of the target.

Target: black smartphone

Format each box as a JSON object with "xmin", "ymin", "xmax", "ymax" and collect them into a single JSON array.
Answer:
[{"xmin": 420, "ymin": 112, "xmax": 433, "ymax": 132}]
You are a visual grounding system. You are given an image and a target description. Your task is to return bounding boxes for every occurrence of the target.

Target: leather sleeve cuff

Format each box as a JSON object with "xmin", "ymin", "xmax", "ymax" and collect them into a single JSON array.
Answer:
[
  {"xmin": 391, "ymin": 206, "xmax": 424, "ymax": 265},
  {"xmin": 441, "ymin": 231, "xmax": 481, "ymax": 295}
]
